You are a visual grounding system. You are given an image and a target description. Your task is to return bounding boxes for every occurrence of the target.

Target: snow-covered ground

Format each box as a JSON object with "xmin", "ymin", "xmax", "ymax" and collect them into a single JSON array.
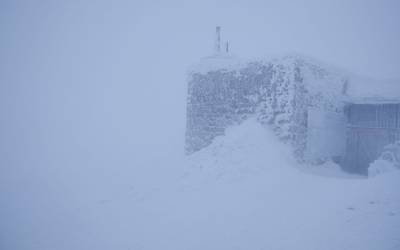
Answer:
[
  {"xmin": 177, "ymin": 119, "xmax": 400, "ymax": 250},
  {"xmin": 2, "ymin": 120, "xmax": 400, "ymax": 250}
]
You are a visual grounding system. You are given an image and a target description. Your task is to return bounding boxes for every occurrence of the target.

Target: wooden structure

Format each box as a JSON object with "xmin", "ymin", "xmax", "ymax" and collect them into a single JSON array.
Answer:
[{"xmin": 343, "ymin": 103, "xmax": 400, "ymax": 174}]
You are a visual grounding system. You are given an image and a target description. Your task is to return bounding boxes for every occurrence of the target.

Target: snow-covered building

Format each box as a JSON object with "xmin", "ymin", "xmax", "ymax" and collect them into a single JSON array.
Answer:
[{"xmin": 185, "ymin": 27, "xmax": 400, "ymax": 175}]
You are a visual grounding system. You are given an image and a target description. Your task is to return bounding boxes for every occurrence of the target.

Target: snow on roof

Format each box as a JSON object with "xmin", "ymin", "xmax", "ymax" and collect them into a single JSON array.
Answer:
[
  {"xmin": 346, "ymin": 76, "xmax": 400, "ymax": 104},
  {"xmin": 187, "ymin": 53, "xmax": 245, "ymax": 75},
  {"xmin": 188, "ymin": 53, "xmax": 400, "ymax": 104},
  {"xmin": 188, "ymin": 54, "xmax": 347, "ymax": 102}
]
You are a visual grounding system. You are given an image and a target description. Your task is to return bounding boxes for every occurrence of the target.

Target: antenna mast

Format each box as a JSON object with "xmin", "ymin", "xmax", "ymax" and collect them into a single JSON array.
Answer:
[{"xmin": 214, "ymin": 26, "xmax": 221, "ymax": 54}]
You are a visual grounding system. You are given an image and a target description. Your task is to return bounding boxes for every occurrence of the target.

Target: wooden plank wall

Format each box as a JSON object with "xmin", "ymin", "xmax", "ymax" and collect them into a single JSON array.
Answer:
[{"xmin": 343, "ymin": 104, "xmax": 400, "ymax": 175}]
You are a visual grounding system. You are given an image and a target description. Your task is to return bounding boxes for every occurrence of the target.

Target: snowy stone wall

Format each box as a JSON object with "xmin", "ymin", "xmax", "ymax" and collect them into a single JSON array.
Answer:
[{"xmin": 185, "ymin": 55, "xmax": 347, "ymax": 159}]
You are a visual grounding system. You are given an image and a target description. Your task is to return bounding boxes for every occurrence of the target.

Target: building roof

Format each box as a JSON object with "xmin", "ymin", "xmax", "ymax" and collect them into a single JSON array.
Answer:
[
  {"xmin": 188, "ymin": 53, "xmax": 400, "ymax": 105},
  {"xmin": 346, "ymin": 76, "xmax": 400, "ymax": 104}
]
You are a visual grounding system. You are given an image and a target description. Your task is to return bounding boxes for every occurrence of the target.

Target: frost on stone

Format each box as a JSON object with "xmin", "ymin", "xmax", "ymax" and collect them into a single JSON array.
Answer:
[{"xmin": 185, "ymin": 55, "xmax": 347, "ymax": 159}]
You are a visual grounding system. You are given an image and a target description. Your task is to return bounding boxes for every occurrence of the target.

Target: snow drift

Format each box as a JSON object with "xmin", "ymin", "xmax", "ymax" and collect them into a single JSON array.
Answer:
[
  {"xmin": 187, "ymin": 118, "xmax": 296, "ymax": 178},
  {"xmin": 178, "ymin": 120, "xmax": 400, "ymax": 250}
]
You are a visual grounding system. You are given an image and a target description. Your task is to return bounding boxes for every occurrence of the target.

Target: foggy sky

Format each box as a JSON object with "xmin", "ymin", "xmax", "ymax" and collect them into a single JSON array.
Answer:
[{"xmin": 1, "ymin": 0, "xmax": 399, "ymax": 174}]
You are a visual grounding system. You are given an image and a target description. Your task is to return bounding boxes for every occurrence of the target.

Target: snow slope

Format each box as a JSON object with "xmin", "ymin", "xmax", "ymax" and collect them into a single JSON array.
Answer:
[{"xmin": 2, "ymin": 120, "xmax": 400, "ymax": 250}]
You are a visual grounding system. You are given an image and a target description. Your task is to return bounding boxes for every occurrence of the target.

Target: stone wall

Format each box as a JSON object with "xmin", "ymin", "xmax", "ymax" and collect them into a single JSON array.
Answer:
[{"xmin": 185, "ymin": 56, "xmax": 346, "ymax": 158}]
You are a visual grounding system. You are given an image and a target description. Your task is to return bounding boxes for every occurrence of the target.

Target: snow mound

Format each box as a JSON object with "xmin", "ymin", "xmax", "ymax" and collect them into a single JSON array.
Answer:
[
  {"xmin": 369, "ymin": 159, "xmax": 399, "ymax": 177},
  {"xmin": 187, "ymin": 118, "xmax": 297, "ymax": 178},
  {"xmin": 369, "ymin": 141, "xmax": 400, "ymax": 177}
]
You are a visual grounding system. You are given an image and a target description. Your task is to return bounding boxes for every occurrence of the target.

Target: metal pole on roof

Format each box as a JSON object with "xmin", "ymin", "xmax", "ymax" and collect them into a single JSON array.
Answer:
[{"xmin": 215, "ymin": 26, "xmax": 221, "ymax": 54}]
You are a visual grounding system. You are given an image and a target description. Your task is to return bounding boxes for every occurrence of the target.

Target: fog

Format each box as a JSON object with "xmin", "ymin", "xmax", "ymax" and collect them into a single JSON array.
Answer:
[
  {"xmin": 2, "ymin": 0, "xmax": 400, "ymax": 164},
  {"xmin": 1, "ymin": 0, "xmax": 400, "ymax": 249}
]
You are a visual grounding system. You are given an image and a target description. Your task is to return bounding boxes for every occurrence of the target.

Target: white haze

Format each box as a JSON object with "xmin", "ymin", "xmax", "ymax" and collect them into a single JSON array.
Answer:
[{"xmin": 1, "ymin": 0, "xmax": 400, "ymax": 249}]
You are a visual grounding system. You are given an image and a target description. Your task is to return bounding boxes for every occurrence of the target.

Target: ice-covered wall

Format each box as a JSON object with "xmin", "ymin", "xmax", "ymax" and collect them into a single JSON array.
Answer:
[{"xmin": 185, "ymin": 55, "xmax": 347, "ymax": 158}]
